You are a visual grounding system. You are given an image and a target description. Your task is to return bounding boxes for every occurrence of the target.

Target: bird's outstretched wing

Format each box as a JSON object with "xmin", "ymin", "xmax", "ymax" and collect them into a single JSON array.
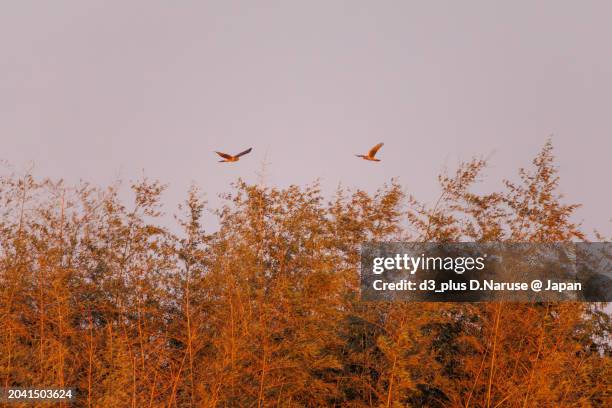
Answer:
[
  {"xmin": 368, "ymin": 143, "xmax": 384, "ymax": 157},
  {"xmin": 235, "ymin": 147, "xmax": 252, "ymax": 158},
  {"xmin": 215, "ymin": 151, "xmax": 233, "ymax": 160}
]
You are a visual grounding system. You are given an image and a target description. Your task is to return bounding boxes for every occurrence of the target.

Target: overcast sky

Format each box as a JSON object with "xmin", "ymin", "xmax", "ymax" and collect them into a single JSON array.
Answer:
[{"xmin": 2, "ymin": 1, "xmax": 611, "ymax": 235}]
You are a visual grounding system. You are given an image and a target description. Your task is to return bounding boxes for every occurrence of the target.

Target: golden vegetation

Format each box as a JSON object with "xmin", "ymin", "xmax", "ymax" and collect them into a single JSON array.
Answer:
[{"xmin": 0, "ymin": 141, "xmax": 609, "ymax": 407}]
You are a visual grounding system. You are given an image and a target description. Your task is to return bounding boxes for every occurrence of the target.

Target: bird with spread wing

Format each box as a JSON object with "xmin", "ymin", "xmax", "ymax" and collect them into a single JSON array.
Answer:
[
  {"xmin": 215, "ymin": 147, "xmax": 253, "ymax": 163},
  {"xmin": 356, "ymin": 143, "xmax": 384, "ymax": 162}
]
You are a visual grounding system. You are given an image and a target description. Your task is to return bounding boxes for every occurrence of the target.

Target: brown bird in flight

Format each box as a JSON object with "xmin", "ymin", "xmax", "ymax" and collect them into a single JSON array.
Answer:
[
  {"xmin": 215, "ymin": 147, "xmax": 253, "ymax": 163},
  {"xmin": 356, "ymin": 142, "xmax": 384, "ymax": 162}
]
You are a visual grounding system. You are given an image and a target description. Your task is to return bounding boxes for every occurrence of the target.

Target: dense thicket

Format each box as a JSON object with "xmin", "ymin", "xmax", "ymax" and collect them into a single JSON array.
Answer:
[{"xmin": 0, "ymin": 141, "xmax": 609, "ymax": 407}]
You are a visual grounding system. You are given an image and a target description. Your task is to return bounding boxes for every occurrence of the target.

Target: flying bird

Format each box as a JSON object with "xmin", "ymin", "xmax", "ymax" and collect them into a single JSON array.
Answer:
[
  {"xmin": 215, "ymin": 147, "xmax": 253, "ymax": 163},
  {"xmin": 356, "ymin": 143, "xmax": 384, "ymax": 162}
]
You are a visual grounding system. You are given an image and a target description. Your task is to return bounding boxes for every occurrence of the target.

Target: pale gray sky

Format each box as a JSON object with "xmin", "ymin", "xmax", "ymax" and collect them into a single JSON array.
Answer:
[{"xmin": 2, "ymin": 1, "xmax": 611, "ymax": 235}]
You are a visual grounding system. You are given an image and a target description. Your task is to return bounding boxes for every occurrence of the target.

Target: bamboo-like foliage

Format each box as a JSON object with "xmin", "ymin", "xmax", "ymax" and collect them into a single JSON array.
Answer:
[{"xmin": 0, "ymin": 141, "xmax": 609, "ymax": 407}]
